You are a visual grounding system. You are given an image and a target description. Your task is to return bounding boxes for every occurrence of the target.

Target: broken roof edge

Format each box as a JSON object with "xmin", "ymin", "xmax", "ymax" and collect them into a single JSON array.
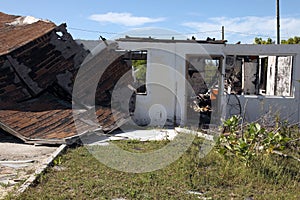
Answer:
[
  {"xmin": 116, "ymin": 36, "xmax": 227, "ymax": 44},
  {"xmin": 0, "ymin": 12, "xmax": 69, "ymax": 56},
  {"xmin": 0, "ymin": 120, "xmax": 93, "ymax": 145},
  {"xmin": 1, "ymin": 23, "xmax": 69, "ymax": 56},
  {"xmin": 0, "ymin": 121, "xmax": 28, "ymax": 143},
  {"xmin": 20, "ymin": 131, "xmax": 90, "ymax": 145}
]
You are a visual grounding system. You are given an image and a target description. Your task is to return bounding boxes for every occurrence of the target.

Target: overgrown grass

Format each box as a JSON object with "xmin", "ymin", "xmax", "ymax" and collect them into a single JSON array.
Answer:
[{"xmin": 7, "ymin": 135, "xmax": 300, "ymax": 200}]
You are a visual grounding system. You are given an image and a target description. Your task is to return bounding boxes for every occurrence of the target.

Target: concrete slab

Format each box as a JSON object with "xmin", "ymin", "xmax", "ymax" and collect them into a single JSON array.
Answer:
[
  {"xmin": 0, "ymin": 130, "xmax": 59, "ymax": 199},
  {"xmin": 83, "ymin": 127, "xmax": 220, "ymax": 147},
  {"xmin": 83, "ymin": 129, "xmax": 178, "ymax": 146},
  {"xmin": 112, "ymin": 129, "xmax": 177, "ymax": 141}
]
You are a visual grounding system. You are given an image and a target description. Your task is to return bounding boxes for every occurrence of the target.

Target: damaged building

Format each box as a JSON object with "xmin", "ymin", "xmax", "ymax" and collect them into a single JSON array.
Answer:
[
  {"xmin": 77, "ymin": 36, "xmax": 300, "ymax": 127},
  {"xmin": 1, "ymin": 12, "xmax": 299, "ymax": 145},
  {"xmin": 0, "ymin": 12, "xmax": 133, "ymax": 144}
]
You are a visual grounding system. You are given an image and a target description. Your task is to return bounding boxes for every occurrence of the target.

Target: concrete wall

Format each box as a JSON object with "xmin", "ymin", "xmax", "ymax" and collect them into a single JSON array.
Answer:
[
  {"xmin": 118, "ymin": 42, "xmax": 224, "ymax": 126},
  {"xmin": 117, "ymin": 42, "xmax": 300, "ymax": 125},
  {"xmin": 224, "ymin": 45, "xmax": 300, "ymax": 123},
  {"xmin": 118, "ymin": 42, "xmax": 182, "ymax": 126},
  {"xmin": 55, "ymin": 39, "xmax": 288, "ymax": 127}
]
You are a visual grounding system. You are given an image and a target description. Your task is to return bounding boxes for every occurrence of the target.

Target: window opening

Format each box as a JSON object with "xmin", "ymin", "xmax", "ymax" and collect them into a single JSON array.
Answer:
[
  {"xmin": 127, "ymin": 50, "xmax": 147, "ymax": 94},
  {"xmin": 225, "ymin": 55, "xmax": 293, "ymax": 97}
]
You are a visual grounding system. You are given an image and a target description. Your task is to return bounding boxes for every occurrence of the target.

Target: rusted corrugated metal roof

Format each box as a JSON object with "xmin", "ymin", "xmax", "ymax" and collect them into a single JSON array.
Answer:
[
  {"xmin": 0, "ymin": 12, "xmax": 56, "ymax": 56},
  {"xmin": 0, "ymin": 93, "xmax": 128, "ymax": 144},
  {"xmin": 0, "ymin": 12, "xmax": 132, "ymax": 145},
  {"xmin": 0, "ymin": 56, "xmax": 33, "ymax": 103},
  {"xmin": 0, "ymin": 24, "xmax": 84, "ymax": 103},
  {"xmin": 0, "ymin": 93, "xmax": 83, "ymax": 144},
  {"xmin": 0, "ymin": 12, "xmax": 87, "ymax": 105},
  {"xmin": 72, "ymin": 47, "xmax": 134, "ymax": 106}
]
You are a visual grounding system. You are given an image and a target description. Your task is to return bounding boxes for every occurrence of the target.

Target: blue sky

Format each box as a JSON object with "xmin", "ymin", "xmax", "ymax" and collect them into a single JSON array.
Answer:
[{"xmin": 2, "ymin": 0, "xmax": 300, "ymax": 43}]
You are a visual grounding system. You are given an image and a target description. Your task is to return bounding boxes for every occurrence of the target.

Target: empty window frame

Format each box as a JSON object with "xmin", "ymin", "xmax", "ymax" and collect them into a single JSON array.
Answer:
[
  {"xmin": 186, "ymin": 55, "xmax": 222, "ymax": 94},
  {"xmin": 129, "ymin": 50, "xmax": 147, "ymax": 94},
  {"xmin": 225, "ymin": 56, "xmax": 258, "ymax": 95},
  {"xmin": 225, "ymin": 55, "xmax": 294, "ymax": 96}
]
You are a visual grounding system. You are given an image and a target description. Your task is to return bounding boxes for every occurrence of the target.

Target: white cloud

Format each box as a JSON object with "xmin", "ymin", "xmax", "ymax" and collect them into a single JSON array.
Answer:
[
  {"xmin": 183, "ymin": 16, "xmax": 300, "ymax": 43},
  {"xmin": 89, "ymin": 12, "xmax": 165, "ymax": 26}
]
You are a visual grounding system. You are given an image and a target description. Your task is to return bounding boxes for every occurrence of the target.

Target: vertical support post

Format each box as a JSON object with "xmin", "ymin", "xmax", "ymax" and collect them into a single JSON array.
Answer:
[
  {"xmin": 222, "ymin": 26, "xmax": 225, "ymax": 41},
  {"xmin": 274, "ymin": 56, "xmax": 278, "ymax": 95},
  {"xmin": 217, "ymin": 56, "xmax": 226, "ymax": 125},
  {"xmin": 276, "ymin": 0, "xmax": 280, "ymax": 44},
  {"xmin": 174, "ymin": 81, "xmax": 177, "ymax": 126}
]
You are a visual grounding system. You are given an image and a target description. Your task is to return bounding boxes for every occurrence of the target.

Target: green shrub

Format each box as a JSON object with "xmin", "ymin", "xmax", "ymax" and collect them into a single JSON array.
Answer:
[{"xmin": 216, "ymin": 116, "xmax": 293, "ymax": 166}]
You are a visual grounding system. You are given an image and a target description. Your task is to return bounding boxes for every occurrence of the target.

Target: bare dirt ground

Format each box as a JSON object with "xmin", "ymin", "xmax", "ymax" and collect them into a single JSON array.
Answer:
[{"xmin": 0, "ymin": 130, "xmax": 58, "ymax": 199}]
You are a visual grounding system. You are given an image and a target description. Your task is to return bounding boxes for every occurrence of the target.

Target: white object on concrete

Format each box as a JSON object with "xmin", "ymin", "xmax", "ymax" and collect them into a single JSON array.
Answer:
[
  {"xmin": 112, "ymin": 129, "xmax": 177, "ymax": 141},
  {"xmin": 84, "ymin": 129, "xmax": 177, "ymax": 146}
]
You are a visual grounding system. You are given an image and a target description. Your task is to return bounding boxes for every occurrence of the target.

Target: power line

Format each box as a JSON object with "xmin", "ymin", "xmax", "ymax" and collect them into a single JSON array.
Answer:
[
  {"xmin": 69, "ymin": 26, "xmax": 282, "ymax": 41},
  {"xmin": 68, "ymin": 27, "xmax": 119, "ymax": 35},
  {"xmin": 68, "ymin": 27, "xmax": 221, "ymax": 36},
  {"xmin": 226, "ymin": 30, "xmax": 274, "ymax": 38}
]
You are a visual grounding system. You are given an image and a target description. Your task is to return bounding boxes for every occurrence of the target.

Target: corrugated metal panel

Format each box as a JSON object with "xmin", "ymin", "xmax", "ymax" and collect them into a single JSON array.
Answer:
[
  {"xmin": 0, "ymin": 12, "xmax": 56, "ymax": 56},
  {"xmin": 0, "ymin": 56, "xmax": 33, "ymax": 103},
  {"xmin": 0, "ymin": 13, "xmax": 88, "ymax": 104},
  {"xmin": 0, "ymin": 93, "xmax": 128, "ymax": 144},
  {"xmin": 72, "ymin": 47, "xmax": 134, "ymax": 106},
  {"xmin": 0, "ymin": 12, "xmax": 132, "ymax": 144}
]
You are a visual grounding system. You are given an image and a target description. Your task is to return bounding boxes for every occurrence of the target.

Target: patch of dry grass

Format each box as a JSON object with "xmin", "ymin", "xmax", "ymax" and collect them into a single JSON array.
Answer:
[{"xmin": 8, "ymin": 136, "xmax": 300, "ymax": 200}]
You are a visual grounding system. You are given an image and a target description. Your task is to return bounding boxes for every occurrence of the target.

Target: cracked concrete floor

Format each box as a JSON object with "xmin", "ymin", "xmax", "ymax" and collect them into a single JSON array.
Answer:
[{"xmin": 0, "ymin": 130, "xmax": 58, "ymax": 199}]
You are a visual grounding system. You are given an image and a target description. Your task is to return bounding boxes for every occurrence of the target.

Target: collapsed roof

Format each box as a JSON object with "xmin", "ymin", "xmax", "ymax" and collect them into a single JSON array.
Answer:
[{"xmin": 0, "ymin": 12, "xmax": 132, "ymax": 144}]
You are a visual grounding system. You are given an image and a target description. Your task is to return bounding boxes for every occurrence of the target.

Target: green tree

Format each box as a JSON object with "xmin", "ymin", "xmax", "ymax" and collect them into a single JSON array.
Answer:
[
  {"xmin": 132, "ymin": 60, "xmax": 146, "ymax": 84},
  {"xmin": 254, "ymin": 37, "xmax": 275, "ymax": 44},
  {"xmin": 281, "ymin": 36, "xmax": 300, "ymax": 44},
  {"xmin": 254, "ymin": 36, "xmax": 300, "ymax": 44}
]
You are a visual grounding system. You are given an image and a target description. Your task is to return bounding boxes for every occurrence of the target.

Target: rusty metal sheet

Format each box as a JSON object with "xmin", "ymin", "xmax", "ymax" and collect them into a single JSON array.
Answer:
[
  {"xmin": 72, "ymin": 47, "xmax": 134, "ymax": 106},
  {"xmin": 0, "ymin": 12, "xmax": 88, "ymax": 103},
  {"xmin": 0, "ymin": 12, "xmax": 56, "ymax": 56},
  {"xmin": 5, "ymin": 25, "xmax": 88, "ymax": 96},
  {"xmin": 0, "ymin": 12, "xmax": 131, "ymax": 144},
  {"xmin": 0, "ymin": 56, "xmax": 33, "ymax": 103},
  {"xmin": 0, "ymin": 93, "xmax": 129, "ymax": 144}
]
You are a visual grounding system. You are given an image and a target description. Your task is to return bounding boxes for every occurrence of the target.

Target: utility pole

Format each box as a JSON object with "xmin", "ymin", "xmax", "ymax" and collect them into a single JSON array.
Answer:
[
  {"xmin": 276, "ymin": 0, "xmax": 280, "ymax": 44},
  {"xmin": 222, "ymin": 26, "xmax": 225, "ymax": 40}
]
